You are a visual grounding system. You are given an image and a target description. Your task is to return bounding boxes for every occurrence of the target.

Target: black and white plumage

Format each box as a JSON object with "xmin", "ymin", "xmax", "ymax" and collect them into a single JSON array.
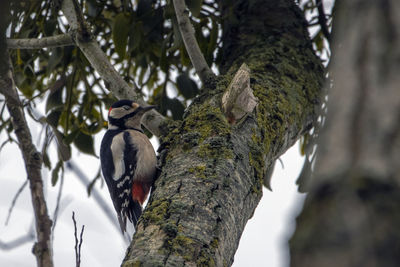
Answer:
[{"xmin": 100, "ymin": 100, "xmax": 157, "ymax": 232}]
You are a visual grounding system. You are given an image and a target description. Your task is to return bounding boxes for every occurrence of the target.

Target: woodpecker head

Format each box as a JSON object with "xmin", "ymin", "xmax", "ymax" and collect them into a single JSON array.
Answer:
[{"xmin": 107, "ymin": 100, "xmax": 156, "ymax": 130}]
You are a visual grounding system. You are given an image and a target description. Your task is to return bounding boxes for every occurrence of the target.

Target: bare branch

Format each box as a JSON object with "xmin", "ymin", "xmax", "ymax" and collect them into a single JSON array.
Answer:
[
  {"xmin": 222, "ymin": 63, "xmax": 258, "ymax": 124},
  {"xmin": 5, "ymin": 180, "xmax": 28, "ymax": 226},
  {"xmin": 51, "ymin": 173, "xmax": 64, "ymax": 233},
  {"xmin": 316, "ymin": 0, "xmax": 331, "ymax": 42},
  {"xmin": 173, "ymin": 0, "xmax": 216, "ymax": 86},
  {"xmin": 0, "ymin": 48, "xmax": 54, "ymax": 267},
  {"xmin": 7, "ymin": 34, "xmax": 74, "ymax": 49},
  {"xmin": 61, "ymin": 0, "xmax": 165, "ymax": 136},
  {"xmin": 72, "ymin": 212, "xmax": 84, "ymax": 267},
  {"xmin": 0, "ymin": 222, "xmax": 35, "ymax": 250},
  {"xmin": 65, "ymin": 161, "xmax": 122, "ymax": 236}
]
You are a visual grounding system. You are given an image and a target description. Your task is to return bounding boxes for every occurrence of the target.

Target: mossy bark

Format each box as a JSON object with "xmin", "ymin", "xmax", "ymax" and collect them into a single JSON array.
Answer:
[
  {"xmin": 122, "ymin": 0, "xmax": 323, "ymax": 266},
  {"xmin": 290, "ymin": 1, "xmax": 400, "ymax": 267}
]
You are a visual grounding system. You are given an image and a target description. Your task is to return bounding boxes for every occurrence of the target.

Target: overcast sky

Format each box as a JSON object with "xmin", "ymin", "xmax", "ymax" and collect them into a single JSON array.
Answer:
[{"xmin": 0, "ymin": 122, "xmax": 305, "ymax": 267}]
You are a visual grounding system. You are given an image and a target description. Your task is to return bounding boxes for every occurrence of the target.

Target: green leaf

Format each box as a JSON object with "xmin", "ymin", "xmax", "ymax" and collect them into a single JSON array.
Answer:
[
  {"xmin": 47, "ymin": 48, "xmax": 63, "ymax": 74},
  {"xmin": 129, "ymin": 23, "xmax": 142, "ymax": 52},
  {"xmin": 186, "ymin": 0, "xmax": 203, "ymax": 17},
  {"xmin": 176, "ymin": 73, "xmax": 199, "ymax": 99},
  {"xmin": 168, "ymin": 98, "xmax": 185, "ymax": 120},
  {"xmin": 169, "ymin": 18, "xmax": 183, "ymax": 52},
  {"xmin": 51, "ymin": 160, "xmax": 63, "ymax": 186},
  {"xmin": 113, "ymin": 13, "xmax": 131, "ymax": 59},
  {"xmin": 44, "ymin": 18, "xmax": 57, "ymax": 36},
  {"xmin": 159, "ymin": 33, "xmax": 172, "ymax": 72},
  {"xmin": 137, "ymin": 0, "xmax": 152, "ymax": 17},
  {"xmin": 64, "ymin": 127, "xmax": 81, "ymax": 144},
  {"xmin": 87, "ymin": 0, "xmax": 102, "ymax": 17},
  {"xmin": 45, "ymin": 77, "xmax": 65, "ymax": 113},
  {"xmin": 312, "ymin": 30, "xmax": 324, "ymax": 53},
  {"xmin": 46, "ymin": 109, "xmax": 62, "ymax": 127},
  {"xmin": 74, "ymin": 131, "xmax": 96, "ymax": 156},
  {"xmin": 43, "ymin": 151, "xmax": 52, "ymax": 170},
  {"xmin": 50, "ymin": 126, "xmax": 72, "ymax": 161}
]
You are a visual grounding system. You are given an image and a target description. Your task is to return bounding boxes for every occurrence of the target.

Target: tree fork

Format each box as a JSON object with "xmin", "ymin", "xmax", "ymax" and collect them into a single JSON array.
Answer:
[{"xmin": 122, "ymin": 0, "xmax": 323, "ymax": 266}]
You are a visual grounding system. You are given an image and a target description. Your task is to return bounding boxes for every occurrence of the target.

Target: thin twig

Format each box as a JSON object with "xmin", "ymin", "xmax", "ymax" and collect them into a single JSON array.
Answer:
[
  {"xmin": 0, "ymin": 221, "xmax": 35, "ymax": 250},
  {"xmin": 52, "ymin": 172, "xmax": 64, "ymax": 233},
  {"xmin": 66, "ymin": 161, "xmax": 123, "ymax": 236},
  {"xmin": 173, "ymin": 0, "xmax": 216, "ymax": 86},
  {"xmin": 7, "ymin": 34, "xmax": 74, "ymax": 49},
  {"xmin": 60, "ymin": 0, "xmax": 166, "ymax": 136},
  {"xmin": 72, "ymin": 212, "xmax": 85, "ymax": 267},
  {"xmin": 5, "ymin": 180, "xmax": 28, "ymax": 226},
  {"xmin": 316, "ymin": 0, "xmax": 331, "ymax": 42}
]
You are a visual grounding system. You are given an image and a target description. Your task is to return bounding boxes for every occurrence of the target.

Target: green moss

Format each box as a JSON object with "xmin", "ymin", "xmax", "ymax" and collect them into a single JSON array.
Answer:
[
  {"xmin": 183, "ymin": 101, "xmax": 231, "ymax": 143},
  {"xmin": 196, "ymin": 251, "xmax": 216, "ymax": 267},
  {"xmin": 122, "ymin": 260, "xmax": 141, "ymax": 267},
  {"xmin": 167, "ymin": 234, "xmax": 196, "ymax": 261},
  {"xmin": 141, "ymin": 199, "xmax": 169, "ymax": 225},
  {"xmin": 188, "ymin": 164, "xmax": 207, "ymax": 179},
  {"xmin": 248, "ymin": 149, "xmax": 264, "ymax": 194},
  {"xmin": 211, "ymin": 237, "xmax": 219, "ymax": 249},
  {"xmin": 162, "ymin": 223, "xmax": 178, "ymax": 237},
  {"xmin": 197, "ymin": 136, "xmax": 234, "ymax": 160}
]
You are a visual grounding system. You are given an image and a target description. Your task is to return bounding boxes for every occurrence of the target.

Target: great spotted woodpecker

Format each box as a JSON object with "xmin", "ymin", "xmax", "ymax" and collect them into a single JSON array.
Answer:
[{"xmin": 100, "ymin": 100, "xmax": 157, "ymax": 232}]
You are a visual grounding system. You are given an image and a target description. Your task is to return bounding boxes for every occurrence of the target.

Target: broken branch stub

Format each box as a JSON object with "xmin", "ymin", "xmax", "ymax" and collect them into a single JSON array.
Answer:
[{"xmin": 222, "ymin": 64, "xmax": 258, "ymax": 124}]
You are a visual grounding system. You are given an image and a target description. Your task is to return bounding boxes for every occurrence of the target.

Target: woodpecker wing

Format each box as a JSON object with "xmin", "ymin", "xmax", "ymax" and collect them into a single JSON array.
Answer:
[{"xmin": 100, "ymin": 129, "xmax": 142, "ymax": 232}]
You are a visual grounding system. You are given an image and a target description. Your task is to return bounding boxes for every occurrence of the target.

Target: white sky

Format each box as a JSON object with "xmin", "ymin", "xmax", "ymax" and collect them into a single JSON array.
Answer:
[{"xmin": 0, "ymin": 125, "xmax": 305, "ymax": 266}]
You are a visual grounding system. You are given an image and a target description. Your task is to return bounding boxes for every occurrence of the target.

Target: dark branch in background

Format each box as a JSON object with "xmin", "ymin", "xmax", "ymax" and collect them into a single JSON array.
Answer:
[
  {"xmin": 5, "ymin": 180, "xmax": 28, "ymax": 225},
  {"xmin": 6, "ymin": 34, "xmax": 74, "ymax": 49},
  {"xmin": 0, "ymin": 43, "xmax": 54, "ymax": 267},
  {"xmin": 173, "ymin": 0, "xmax": 216, "ymax": 86},
  {"xmin": 316, "ymin": 0, "xmax": 331, "ymax": 42},
  {"xmin": 51, "ymin": 173, "xmax": 64, "ymax": 233},
  {"xmin": 60, "ymin": 0, "xmax": 166, "ymax": 136},
  {"xmin": 72, "ymin": 212, "xmax": 85, "ymax": 267},
  {"xmin": 0, "ymin": 221, "xmax": 35, "ymax": 250},
  {"xmin": 66, "ymin": 161, "xmax": 126, "ymax": 240}
]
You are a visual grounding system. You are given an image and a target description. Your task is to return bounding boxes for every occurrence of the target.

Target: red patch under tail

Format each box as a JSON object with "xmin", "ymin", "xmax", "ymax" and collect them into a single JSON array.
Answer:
[{"xmin": 132, "ymin": 181, "xmax": 151, "ymax": 205}]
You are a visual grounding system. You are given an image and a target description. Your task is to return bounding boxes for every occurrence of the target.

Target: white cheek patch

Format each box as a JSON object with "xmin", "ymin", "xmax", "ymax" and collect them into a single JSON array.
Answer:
[{"xmin": 111, "ymin": 133, "xmax": 126, "ymax": 181}]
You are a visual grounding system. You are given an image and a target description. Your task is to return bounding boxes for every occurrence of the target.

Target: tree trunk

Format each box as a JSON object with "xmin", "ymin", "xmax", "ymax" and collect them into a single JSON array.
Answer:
[
  {"xmin": 290, "ymin": 1, "xmax": 400, "ymax": 267},
  {"xmin": 122, "ymin": 0, "xmax": 323, "ymax": 266}
]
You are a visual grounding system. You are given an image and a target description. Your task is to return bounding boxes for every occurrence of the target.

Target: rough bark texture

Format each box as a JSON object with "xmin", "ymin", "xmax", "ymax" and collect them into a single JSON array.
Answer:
[
  {"xmin": 290, "ymin": 1, "xmax": 400, "ymax": 267},
  {"xmin": 0, "ymin": 9, "xmax": 54, "ymax": 267},
  {"xmin": 122, "ymin": 0, "xmax": 323, "ymax": 266},
  {"xmin": 7, "ymin": 34, "xmax": 74, "ymax": 49}
]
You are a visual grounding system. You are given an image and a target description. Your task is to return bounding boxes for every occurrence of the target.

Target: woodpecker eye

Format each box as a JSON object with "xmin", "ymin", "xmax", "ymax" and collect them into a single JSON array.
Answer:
[{"xmin": 122, "ymin": 105, "xmax": 131, "ymax": 110}]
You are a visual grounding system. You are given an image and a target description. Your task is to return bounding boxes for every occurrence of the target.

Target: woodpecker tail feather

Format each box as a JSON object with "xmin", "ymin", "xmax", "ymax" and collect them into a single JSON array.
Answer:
[
  {"xmin": 117, "ymin": 200, "xmax": 142, "ymax": 233},
  {"xmin": 129, "ymin": 200, "xmax": 143, "ymax": 227}
]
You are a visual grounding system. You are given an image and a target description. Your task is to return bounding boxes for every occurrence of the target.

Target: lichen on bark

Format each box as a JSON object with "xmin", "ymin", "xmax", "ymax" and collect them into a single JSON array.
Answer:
[{"xmin": 122, "ymin": 0, "xmax": 323, "ymax": 266}]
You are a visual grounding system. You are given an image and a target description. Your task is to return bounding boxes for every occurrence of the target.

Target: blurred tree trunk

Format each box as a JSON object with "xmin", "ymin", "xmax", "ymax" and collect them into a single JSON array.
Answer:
[
  {"xmin": 122, "ymin": 0, "xmax": 323, "ymax": 266},
  {"xmin": 290, "ymin": 1, "xmax": 400, "ymax": 267}
]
